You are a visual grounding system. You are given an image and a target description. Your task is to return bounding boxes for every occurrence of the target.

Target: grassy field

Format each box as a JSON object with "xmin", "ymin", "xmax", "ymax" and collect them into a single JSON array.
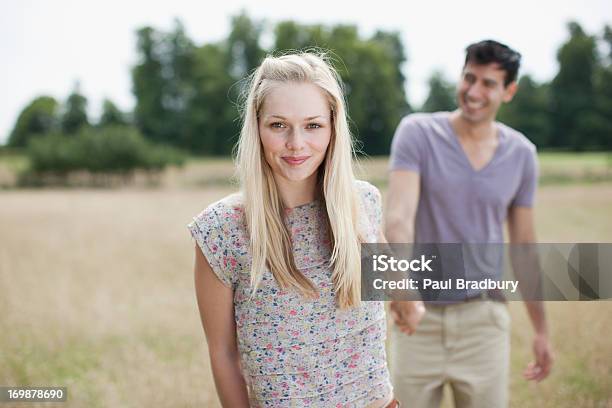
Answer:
[
  {"xmin": 354, "ymin": 153, "xmax": 612, "ymax": 188},
  {"xmin": 0, "ymin": 157, "xmax": 611, "ymax": 407},
  {"xmin": 1, "ymin": 151, "xmax": 612, "ymax": 189}
]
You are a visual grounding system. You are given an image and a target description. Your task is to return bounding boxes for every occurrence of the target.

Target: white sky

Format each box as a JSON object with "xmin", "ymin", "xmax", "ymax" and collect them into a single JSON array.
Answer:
[{"xmin": 1, "ymin": 0, "xmax": 611, "ymax": 145}]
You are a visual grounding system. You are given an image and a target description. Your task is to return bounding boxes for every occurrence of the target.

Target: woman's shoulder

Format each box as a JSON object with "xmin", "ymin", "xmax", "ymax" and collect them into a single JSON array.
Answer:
[
  {"xmin": 188, "ymin": 192, "xmax": 246, "ymax": 234},
  {"xmin": 354, "ymin": 179, "xmax": 383, "ymax": 233},
  {"xmin": 187, "ymin": 193, "xmax": 247, "ymax": 289},
  {"xmin": 354, "ymin": 179, "xmax": 382, "ymax": 207}
]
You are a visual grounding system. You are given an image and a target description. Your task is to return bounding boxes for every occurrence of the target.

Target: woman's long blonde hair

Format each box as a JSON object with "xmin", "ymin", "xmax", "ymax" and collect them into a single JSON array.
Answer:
[{"xmin": 236, "ymin": 51, "xmax": 364, "ymax": 309}]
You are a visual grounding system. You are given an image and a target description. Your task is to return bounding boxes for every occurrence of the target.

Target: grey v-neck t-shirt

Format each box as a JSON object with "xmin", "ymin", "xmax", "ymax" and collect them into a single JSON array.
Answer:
[{"xmin": 389, "ymin": 112, "xmax": 538, "ymax": 244}]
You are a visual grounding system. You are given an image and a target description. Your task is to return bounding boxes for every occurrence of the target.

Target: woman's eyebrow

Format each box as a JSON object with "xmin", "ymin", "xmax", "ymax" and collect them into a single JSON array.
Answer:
[{"xmin": 266, "ymin": 114, "xmax": 328, "ymax": 121}]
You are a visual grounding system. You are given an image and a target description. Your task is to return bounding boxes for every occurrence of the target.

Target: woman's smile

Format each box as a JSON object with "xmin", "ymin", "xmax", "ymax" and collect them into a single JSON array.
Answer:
[{"xmin": 282, "ymin": 156, "xmax": 310, "ymax": 166}]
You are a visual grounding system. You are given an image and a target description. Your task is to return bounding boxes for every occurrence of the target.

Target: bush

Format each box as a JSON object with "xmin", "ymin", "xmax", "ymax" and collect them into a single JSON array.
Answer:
[{"xmin": 26, "ymin": 126, "xmax": 185, "ymax": 176}]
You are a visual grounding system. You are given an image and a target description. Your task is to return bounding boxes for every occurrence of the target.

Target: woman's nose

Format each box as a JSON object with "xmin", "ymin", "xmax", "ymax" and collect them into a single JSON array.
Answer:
[{"xmin": 286, "ymin": 129, "xmax": 306, "ymax": 151}]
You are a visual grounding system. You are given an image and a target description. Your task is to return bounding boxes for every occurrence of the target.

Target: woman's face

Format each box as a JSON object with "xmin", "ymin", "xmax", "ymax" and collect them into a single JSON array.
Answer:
[{"xmin": 258, "ymin": 82, "xmax": 332, "ymax": 188}]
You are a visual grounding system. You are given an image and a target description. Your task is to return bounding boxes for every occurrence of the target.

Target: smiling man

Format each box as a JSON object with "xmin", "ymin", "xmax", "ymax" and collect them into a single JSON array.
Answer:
[{"xmin": 385, "ymin": 40, "xmax": 553, "ymax": 408}]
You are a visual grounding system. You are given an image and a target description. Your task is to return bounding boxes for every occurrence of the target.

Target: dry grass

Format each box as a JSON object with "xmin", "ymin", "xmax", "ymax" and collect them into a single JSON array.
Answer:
[
  {"xmin": 0, "ymin": 188, "xmax": 230, "ymax": 407},
  {"xmin": 2, "ymin": 152, "xmax": 611, "ymax": 189},
  {"xmin": 0, "ymin": 177, "xmax": 611, "ymax": 406}
]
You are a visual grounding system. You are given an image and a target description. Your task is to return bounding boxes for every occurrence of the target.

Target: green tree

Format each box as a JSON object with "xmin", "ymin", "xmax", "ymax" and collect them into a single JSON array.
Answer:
[
  {"xmin": 162, "ymin": 20, "xmax": 197, "ymax": 148},
  {"xmin": 550, "ymin": 22, "xmax": 599, "ymax": 150},
  {"xmin": 498, "ymin": 75, "xmax": 551, "ymax": 147},
  {"xmin": 227, "ymin": 11, "xmax": 265, "ymax": 80},
  {"xmin": 185, "ymin": 43, "xmax": 238, "ymax": 155},
  {"xmin": 8, "ymin": 96, "xmax": 59, "ymax": 147},
  {"xmin": 27, "ymin": 126, "xmax": 184, "ymax": 176},
  {"xmin": 273, "ymin": 22, "xmax": 334, "ymax": 57},
  {"xmin": 421, "ymin": 71, "xmax": 456, "ymax": 113},
  {"xmin": 348, "ymin": 39, "xmax": 409, "ymax": 155},
  {"xmin": 332, "ymin": 27, "xmax": 409, "ymax": 155},
  {"xmin": 132, "ymin": 26, "xmax": 167, "ymax": 143},
  {"xmin": 372, "ymin": 30, "xmax": 410, "ymax": 111},
  {"xmin": 592, "ymin": 25, "xmax": 612, "ymax": 149},
  {"xmin": 61, "ymin": 83, "xmax": 89, "ymax": 134},
  {"xmin": 274, "ymin": 21, "xmax": 312, "ymax": 51},
  {"xmin": 99, "ymin": 99, "xmax": 128, "ymax": 127},
  {"xmin": 132, "ymin": 21, "xmax": 196, "ymax": 146},
  {"xmin": 130, "ymin": 17, "xmax": 411, "ymax": 156}
]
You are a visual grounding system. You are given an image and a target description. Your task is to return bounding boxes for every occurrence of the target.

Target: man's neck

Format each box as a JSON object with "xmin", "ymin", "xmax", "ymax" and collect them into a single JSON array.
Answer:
[{"xmin": 449, "ymin": 110, "xmax": 497, "ymax": 142}]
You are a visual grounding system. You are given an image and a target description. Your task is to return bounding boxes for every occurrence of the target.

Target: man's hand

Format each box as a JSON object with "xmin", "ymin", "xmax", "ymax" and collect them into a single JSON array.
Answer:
[
  {"xmin": 389, "ymin": 300, "xmax": 426, "ymax": 335},
  {"xmin": 523, "ymin": 332, "xmax": 554, "ymax": 382}
]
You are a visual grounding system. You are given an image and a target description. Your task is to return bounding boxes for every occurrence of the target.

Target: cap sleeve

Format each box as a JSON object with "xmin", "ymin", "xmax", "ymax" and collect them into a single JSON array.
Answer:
[
  {"xmin": 356, "ymin": 180, "xmax": 383, "ymax": 240},
  {"xmin": 187, "ymin": 206, "xmax": 235, "ymax": 289}
]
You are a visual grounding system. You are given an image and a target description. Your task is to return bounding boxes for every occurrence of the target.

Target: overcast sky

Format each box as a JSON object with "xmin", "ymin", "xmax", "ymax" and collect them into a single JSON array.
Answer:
[{"xmin": 1, "ymin": 0, "xmax": 611, "ymax": 144}]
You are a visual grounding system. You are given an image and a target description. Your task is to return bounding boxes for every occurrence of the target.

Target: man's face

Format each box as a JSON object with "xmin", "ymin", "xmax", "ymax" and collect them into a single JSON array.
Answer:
[{"xmin": 456, "ymin": 62, "xmax": 517, "ymax": 124}]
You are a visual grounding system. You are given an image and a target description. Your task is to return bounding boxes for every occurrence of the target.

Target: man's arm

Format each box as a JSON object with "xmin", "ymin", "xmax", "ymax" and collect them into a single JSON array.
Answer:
[
  {"xmin": 385, "ymin": 170, "xmax": 420, "ymax": 243},
  {"xmin": 385, "ymin": 170, "xmax": 425, "ymax": 335},
  {"xmin": 507, "ymin": 206, "xmax": 554, "ymax": 382}
]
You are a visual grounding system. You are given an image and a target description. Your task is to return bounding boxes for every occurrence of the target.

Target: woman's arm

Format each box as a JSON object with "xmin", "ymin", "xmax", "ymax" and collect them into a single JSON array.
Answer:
[{"xmin": 193, "ymin": 244, "xmax": 250, "ymax": 407}]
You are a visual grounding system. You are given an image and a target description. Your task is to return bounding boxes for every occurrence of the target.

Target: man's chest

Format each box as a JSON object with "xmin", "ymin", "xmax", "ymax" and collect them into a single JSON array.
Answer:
[
  {"xmin": 421, "ymin": 145, "xmax": 523, "ymax": 210},
  {"xmin": 457, "ymin": 137, "xmax": 499, "ymax": 172}
]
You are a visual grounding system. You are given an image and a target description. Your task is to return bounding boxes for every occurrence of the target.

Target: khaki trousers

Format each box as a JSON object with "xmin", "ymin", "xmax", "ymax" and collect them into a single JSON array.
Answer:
[{"xmin": 389, "ymin": 300, "xmax": 510, "ymax": 408}]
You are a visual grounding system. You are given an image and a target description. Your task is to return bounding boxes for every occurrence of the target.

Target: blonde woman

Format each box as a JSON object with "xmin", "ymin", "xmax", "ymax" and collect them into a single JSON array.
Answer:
[{"xmin": 188, "ymin": 52, "xmax": 398, "ymax": 407}]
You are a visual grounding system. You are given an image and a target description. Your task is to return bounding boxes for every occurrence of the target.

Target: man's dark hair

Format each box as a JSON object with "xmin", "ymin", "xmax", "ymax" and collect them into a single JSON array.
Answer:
[{"xmin": 464, "ymin": 40, "xmax": 521, "ymax": 86}]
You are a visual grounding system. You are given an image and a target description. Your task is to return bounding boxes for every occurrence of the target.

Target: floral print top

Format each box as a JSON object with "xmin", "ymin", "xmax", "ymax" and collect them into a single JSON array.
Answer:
[{"xmin": 187, "ymin": 180, "xmax": 392, "ymax": 407}]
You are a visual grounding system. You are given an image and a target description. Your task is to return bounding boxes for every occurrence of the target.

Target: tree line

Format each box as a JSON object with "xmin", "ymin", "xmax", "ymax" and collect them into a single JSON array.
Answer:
[
  {"xmin": 7, "ymin": 14, "xmax": 612, "ymax": 160},
  {"xmin": 420, "ymin": 22, "xmax": 612, "ymax": 151}
]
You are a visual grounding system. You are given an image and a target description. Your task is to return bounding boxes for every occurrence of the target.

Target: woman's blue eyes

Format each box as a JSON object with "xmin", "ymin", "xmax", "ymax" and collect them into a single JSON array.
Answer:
[{"xmin": 270, "ymin": 123, "xmax": 322, "ymax": 129}]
